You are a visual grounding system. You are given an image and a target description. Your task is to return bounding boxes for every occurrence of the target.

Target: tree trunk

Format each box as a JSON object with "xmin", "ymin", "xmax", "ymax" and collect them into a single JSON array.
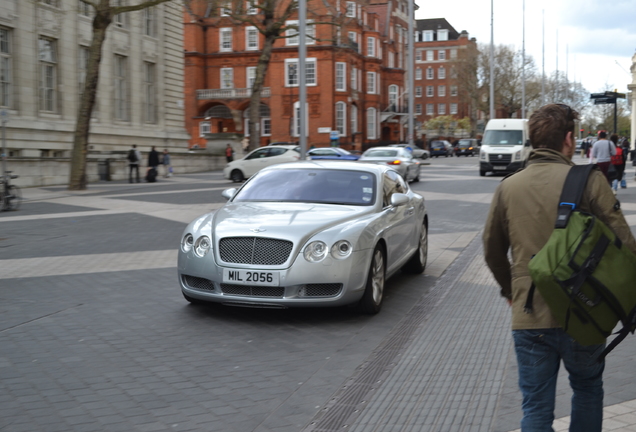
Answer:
[
  {"xmin": 248, "ymin": 36, "xmax": 275, "ymax": 151},
  {"xmin": 68, "ymin": 12, "xmax": 110, "ymax": 190}
]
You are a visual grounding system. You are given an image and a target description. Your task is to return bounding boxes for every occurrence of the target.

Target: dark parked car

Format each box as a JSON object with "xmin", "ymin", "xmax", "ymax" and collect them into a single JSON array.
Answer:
[
  {"xmin": 430, "ymin": 140, "xmax": 453, "ymax": 157},
  {"xmin": 454, "ymin": 139, "xmax": 479, "ymax": 156}
]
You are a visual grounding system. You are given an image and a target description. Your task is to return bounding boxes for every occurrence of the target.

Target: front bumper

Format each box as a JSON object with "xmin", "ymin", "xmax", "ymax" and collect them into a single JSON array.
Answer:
[
  {"xmin": 178, "ymin": 248, "xmax": 373, "ymax": 308},
  {"xmin": 480, "ymin": 161, "xmax": 523, "ymax": 173}
]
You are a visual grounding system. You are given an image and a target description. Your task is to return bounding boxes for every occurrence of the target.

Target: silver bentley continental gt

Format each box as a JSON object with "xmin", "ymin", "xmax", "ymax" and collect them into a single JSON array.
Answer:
[{"xmin": 178, "ymin": 161, "xmax": 428, "ymax": 314}]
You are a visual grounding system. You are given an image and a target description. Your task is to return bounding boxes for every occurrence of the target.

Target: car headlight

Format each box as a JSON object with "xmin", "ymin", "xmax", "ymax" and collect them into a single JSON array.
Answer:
[
  {"xmin": 480, "ymin": 151, "xmax": 487, "ymax": 160},
  {"xmin": 331, "ymin": 240, "xmax": 353, "ymax": 260},
  {"xmin": 514, "ymin": 151, "xmax": 521, "ymax": 161},
  {"xmin": 304, "ymin": 241, "xmax": 328, "ymax": 262},
  {"xmin": 194, "ymin": 236, "xmax": 211, "ymax": 257},
  {"xmin": 181, "ymin": 233, "xmax": 194, "ymax": 253}
]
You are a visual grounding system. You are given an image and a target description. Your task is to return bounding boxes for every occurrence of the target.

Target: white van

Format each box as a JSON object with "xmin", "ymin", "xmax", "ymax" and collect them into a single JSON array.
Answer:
[{"xmin": 479, "ymin": 119, "xmax": 532, "ymax": 176}]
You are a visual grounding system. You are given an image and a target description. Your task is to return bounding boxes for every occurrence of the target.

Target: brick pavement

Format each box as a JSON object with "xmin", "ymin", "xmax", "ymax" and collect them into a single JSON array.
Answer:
[{"xmin": 1, "ymin": 160, "xmax": 636, "ymax": 431}]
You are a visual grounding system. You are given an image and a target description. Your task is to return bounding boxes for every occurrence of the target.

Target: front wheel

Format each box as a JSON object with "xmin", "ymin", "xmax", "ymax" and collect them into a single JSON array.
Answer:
[
  {"xmin": 230, "ymin": 169, "xmax": 244, "ymax": 183},
  {"xmin": 479, "ymin": 170, "xmax": 486, "ymax": 177},
  {"xmin": 358, "ymin": 246, "xmax": 385, "ymax": 314},
  {"xmin": 402, "ymin": 222, "xmax": 428, "ymax": 274}
]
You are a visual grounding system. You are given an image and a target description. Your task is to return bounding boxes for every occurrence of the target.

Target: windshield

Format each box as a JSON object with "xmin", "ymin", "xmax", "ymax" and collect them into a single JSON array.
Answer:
[
  {"xmin": 233, "ymin": 169, "xmax": 376, "ymax": 206},
  {"xmin": 364, "ymin": 149, "xmax": 398, "ymax": 157},
  {"xmin": 431, "ymin": 141, "xmax": 445, "ymax": 147},
  {"xmin": 458, "ymin": 140, "xmax": 473, "ymax": 146},
  {"xmin": 482, "ymin": 130, "xmax": 523, "ymax": 145}
]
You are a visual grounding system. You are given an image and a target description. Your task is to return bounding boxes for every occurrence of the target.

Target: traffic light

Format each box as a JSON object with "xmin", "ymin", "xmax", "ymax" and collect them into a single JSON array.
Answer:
[{"xmin": 580, "ymin": 129, "xmax": 584, "ymax": 133}]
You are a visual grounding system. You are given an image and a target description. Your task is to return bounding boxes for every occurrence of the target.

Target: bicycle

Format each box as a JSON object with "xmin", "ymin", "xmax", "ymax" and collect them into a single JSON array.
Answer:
[{"xmin": 1, "ymin": 170, "xmax": 21, "ymax": 211}]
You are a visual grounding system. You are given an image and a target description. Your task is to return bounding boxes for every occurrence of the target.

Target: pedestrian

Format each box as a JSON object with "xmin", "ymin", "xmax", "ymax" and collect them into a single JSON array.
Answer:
[
  {"xmin": 161, "ymin": 149, "xmax": 172, "ymax": 178},
  {"xmin": 483, "ymin": 103, "xmax": 636, "ymax": 432},
  {"xmin": 590, "ymin": 131, "xmax": 616, "ymax": 182},
  {"xmin": 148, "ymin": 146, "xmax": 160, "ymax": 170},
  {"xmin": 610, "ymin": 134, "xmax": 626, "ymax": 193},
  {"xmin": 225, "ymin": 143, "xmax": 234, "ymax": 163},
  {"xmin": 127, "ymin": 144, "xmax": 141, "ymax": 183}
]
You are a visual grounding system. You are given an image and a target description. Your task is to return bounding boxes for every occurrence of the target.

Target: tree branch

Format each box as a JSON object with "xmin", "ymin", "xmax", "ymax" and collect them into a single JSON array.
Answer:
[
  {"xmin": 113, "ymin": 0, "xmax": 174, "ymax": 15},
  {"xmin": 82, "ymin": 0, "xmax": 99, "ymax": 7}
]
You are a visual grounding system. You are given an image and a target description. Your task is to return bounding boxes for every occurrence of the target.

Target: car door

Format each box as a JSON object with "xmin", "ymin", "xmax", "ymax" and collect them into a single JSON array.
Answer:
[
  {"xmin": 242, "ymin": 148, "xmax": 271, "ymax": 177},
  {"xmin": 380, "ymin": 171, "xmax": 416, "ymax": 272},
  {"xmin": 401, "ymin": 151, "xmax": 418, "ymax": 181}
]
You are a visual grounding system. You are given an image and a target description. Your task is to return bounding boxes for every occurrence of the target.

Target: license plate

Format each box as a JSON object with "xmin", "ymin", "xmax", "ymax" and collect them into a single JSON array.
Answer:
[
  {"xmin": 493, "ymin": 166, "xmax": 507, "ymax": 170},
  {"xmin": 223, "ymin": 269, "xmax": 280, "ymax": 286}
]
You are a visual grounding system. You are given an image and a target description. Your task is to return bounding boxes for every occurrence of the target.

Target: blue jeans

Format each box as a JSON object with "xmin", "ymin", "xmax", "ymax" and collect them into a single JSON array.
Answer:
[{"xmin": 512, "ymin": 329, "xmax": 605, "ymax": 432}]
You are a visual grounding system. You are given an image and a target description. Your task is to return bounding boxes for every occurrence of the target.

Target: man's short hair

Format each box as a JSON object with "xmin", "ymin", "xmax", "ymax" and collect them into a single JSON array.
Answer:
[
  {"xmin": 599, "ymin": 131, "xmax": 607, "ymax": 139},
  {"xmin": 528, "ymin": 104, "xmax": 579, "ymax": 152}
]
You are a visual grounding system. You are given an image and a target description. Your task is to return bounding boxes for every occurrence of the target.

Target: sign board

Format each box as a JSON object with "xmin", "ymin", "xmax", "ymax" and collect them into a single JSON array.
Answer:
[
  {"xmin": 594, "ymin": 98, "xmax": 617, "ymax": 105},
  {"xmin": 317, "ymin": 127, "xmax": 331, "ymax": 133},
  {"xmin": 329, "ymin": 131, "xmax": 339, "ymax": 140}
]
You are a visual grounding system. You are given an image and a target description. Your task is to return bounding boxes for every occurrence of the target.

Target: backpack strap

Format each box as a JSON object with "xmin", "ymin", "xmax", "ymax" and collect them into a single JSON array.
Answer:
[{"xmin": 555, "ymin": 164, "xmax": 595, "ymax": 229}]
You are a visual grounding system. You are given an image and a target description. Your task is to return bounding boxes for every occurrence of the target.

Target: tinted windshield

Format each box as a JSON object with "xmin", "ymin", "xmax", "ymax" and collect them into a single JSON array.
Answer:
[
  {"xmin": 458, "ymin": 140, "xmax": 473, "ymax": 146},
  {"xmin": 233, "ymin": 169, "xmax": 376, "ymax": 206},
  {"xmin": 482, "ymin": 130, "xmax": 523, "ymax": 145},
  {"xmin": 364, "ymin": 149, "xmax": 398, "ymax": 157}
]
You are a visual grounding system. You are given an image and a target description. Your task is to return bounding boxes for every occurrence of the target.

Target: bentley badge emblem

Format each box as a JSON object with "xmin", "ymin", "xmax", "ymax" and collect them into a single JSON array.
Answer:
[{"xmin": 250, "ymin": 227, "xmax": 266, "ymax": 233}]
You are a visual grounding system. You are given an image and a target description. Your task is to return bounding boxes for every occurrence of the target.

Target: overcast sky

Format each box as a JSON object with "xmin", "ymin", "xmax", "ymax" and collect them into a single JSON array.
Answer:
[{"xmin": 415, "ymin": 0, "xmax": 636, "ymax": 96}]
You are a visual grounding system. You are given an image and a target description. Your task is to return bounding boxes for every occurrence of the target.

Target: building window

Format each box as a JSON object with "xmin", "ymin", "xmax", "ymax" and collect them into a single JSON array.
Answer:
[
  {"xmin": 78, "ymin": 1, "xmax": 93, "ymax": 16},
  {"xmin": 286, "ymin": 20, "xmax": 315, "ymax": 46},
  {"xmin": 0, "ymin": 28, "xmax": 11, "ymax": 108},
  {"xmin": 426, "ymin": 86, "xmax": 433, "ymax": 97},
  {"xmin": 423, "ymin": 30, "xmax": 433, "ymax": 42},
  {"xmin": 351, "ymin": 67, "xmax": 357, "ymax": 90},
  {"xmin": 335, "ymin": 101, "xmax": 346, "ymax": 135},
  {"xmin": 415, "ymin": 50, "xmax": 422, "ymax": 61},
  {"xmin": 366, "ymin": 71, "xmax": 376, "ymax": 94},
  {"xmin": 144, "ymin": 62, "xmax": 156, "ymax": 124},
  {"xmin": 415, "ymin": 68, "xmax": 422, "ymax": 80},
  {"xmin": 366, "ymin": 37, "xmax": 375, "ymax": 57},
  {"xmin": 346, "ymin": 1, "xmax": 356, "ymax": 17},
  {"xmin": 415, "ymin": 86, "xmax": 422, "ymax": 97},
  {"xmin": 220, "ymin": 28, "xmax": 232, "ymax": 52},
  {"xmin": 285, "ymin": 58, "xmax": 316, "ymax": 86},
  {"xmin": 438, "ymin": 67, "xmax": 446, "ymax": 79},
  {"xmin": 220, "ymin": 0, "xmax": 231, "ymax": 16},
  {"xmin": 114, "ymin": 55, "xmax": 129, "ymax": 120},
  {"xmin": 451, "ymin": 85, "xmax": 458, "ymax": 97},
  {"xmin": 388, "ymin": 84, "xmax": 398, "ymax": 109},
  {"xmin": 426, "ymin": 103, "xmax": 434, "ymax": 115},
  {"xmin": 415, "ymin": 104, "xmax": 422, "ymax": 115},
  {"xmin": 450, "ymin": 48, "xmax": 457, "ymax": 59},
  {"xmin": 113, "ymin": 0, "xmax": 127, "ymax": 28},
  {"xmin": 438, "ymin": 85, "xmax": 445, "ymax": 97},
  {"xmin": 366, "ymin": 107, "xmax": 377, "ymax": 139},
  {"xmin": 143, "ymin": 7, "xmax": 156, "ymax": 37},
  {"xmin": 388, "ymin": 52, "xmax": 394, "ymax": 68},
  {"xmin": 246, "ymin": 0, "xmax": 258, "ymax": 14},
  {"xmin": 451, "ymin": 66, "xmax": 457, "ymax": 79},
  {"xmin": 243, "ymin": 104, "xmax": 271, "ymax": 136},
  {"xmin": 246, "ymin": 66, "xmax": 256, "ymax": 88},
  {"xmin": 292, "ymin": 101, "xmax": 308, "ymax": 137},
  {"xmin": 450, "ymin": 103, "xmax": 458, "ymax": 115},
  {"xmin": 437, "ymin": 29, "xmax": 448, "ymax": 41},
  {"xmin": 426, "ymin": 50, "xmax": 433, "ymax": 61},
  {"xmin": 335, "ymin": 62, "xmax": 346, "ymax": 91},
  {"xmin": 220, "ymin": 68, "xmax": 233, "ymax": 89},
  {"xmin": 438, "ymin": 50, "xmax": 446, "ymax": 60},
  {"xmin": 351, "ymin": 104, "xmax": 358, "ymax": 134},
  {"xmin": 438, "ymin": 103, "xmax": 446, "ymax": 115},
  {"xmin": 426, "ymin": 67, "xmax": 433, "ymax": 79},
  {"xmin": 39, "ymin": 38, "xmax": 57, "ymax": 112},
  {"xmin": 246, "ymin": 27, "xmax": 258, "ymax": 50},
  {"xmin": 78, "ymin": 46, "xmax": 89, "ymax": 97},
  {"xmin": 200, "ymin": 121, "xmax": 210, "ymax": 137}
]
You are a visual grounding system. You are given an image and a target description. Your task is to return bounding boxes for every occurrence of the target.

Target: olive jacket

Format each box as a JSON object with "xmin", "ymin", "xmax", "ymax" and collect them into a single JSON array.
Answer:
[{"xmin": 483, "ymin": 148, "xmax": 636, "ymax": 330}]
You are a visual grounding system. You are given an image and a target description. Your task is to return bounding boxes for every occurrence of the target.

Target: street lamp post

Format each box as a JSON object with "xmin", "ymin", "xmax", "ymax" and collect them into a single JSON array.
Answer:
[{"xmin": 298, "ymin": 0, "xmax": 307, "ymax": 160}]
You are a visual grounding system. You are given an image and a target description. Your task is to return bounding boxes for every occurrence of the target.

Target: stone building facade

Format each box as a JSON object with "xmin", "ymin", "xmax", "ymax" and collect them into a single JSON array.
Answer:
[
  {"xmin": 183, "ymin": 0, "xmax": 412, "ymax": 151},
  {"xmin": 0, "ymin": 0, "xmax": 190, "ymax": 186}
]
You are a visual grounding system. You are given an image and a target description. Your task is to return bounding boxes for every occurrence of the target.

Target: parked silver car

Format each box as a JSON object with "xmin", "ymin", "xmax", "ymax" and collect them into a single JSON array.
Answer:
[
  {"xmin": 359, "ymin": 147, "xmax": 421, "ymax": 182},
  {"xmin": 178, "ymin": 161, "xmax": 428, "ymax": 314},
  {"xmin": 389, "ymin": 144, "xmax": 429, "ymax": 160}
]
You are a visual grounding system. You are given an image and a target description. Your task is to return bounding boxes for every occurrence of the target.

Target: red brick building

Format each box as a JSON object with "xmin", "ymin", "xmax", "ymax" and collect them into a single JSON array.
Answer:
[
  {"xmin": 183, "ymin": 0, "xmax": 412, "ymax": 150},
  {"xmin": 413, "ymin": 18, "xmax": 476, "ymax": 136}
]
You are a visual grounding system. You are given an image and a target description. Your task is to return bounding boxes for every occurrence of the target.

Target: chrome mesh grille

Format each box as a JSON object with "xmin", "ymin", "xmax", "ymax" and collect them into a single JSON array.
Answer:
[
  {"xmin": 183, "ymin": 275, "xmax": 215, "ymax": 291},
  {"xmin": 219, "ymin": 237, "xmax": 293, "ymax": 265},
  {"xmin": 299, "ymin": 284, "xmax": 343, "ymax": 297},
  {"xmin": 220, "ymin": 284, "xmax": 285, "ymax": 297},
  {"xmin": 489, "ymin": 154, "xmax": 512, "ymax": 164}
]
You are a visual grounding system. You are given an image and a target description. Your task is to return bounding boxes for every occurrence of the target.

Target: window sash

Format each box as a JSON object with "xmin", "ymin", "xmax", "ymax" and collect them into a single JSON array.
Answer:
[
  {"xmin": 366, "ymin": 72, "xmax": 375, "ymax": 94},
  {"xmin": 335, "ymin": 63, "xmax": 346, "ymax": 91},
  {"xmin": 450, "ymin": 103, "xmax": 458, "ymax": 115},
  {"xmin": 415, "ymin": 86, "xmax": 422, "ymax": 98},
  {"xmin": 351, "ymin": 104, "xmax": 357, "ymax": 133},
  {"xmin": 346, "ymin": 1, "xmax": 356, "ymax": 17},
  {"xmin": 426, "ymin": 104, "xmax": 433, "ymax": 115},
  {"xmin": 335, "ymin": 102, "xmax": 346, "ymax": 135},
  {"xmin": 415, "ymin": 68, "xmax": 422, "ymax": 80},
  {"xmin": 438, "ymin": 86, "xmax": 445, "ymax": 97},
  {"xmin": 366, "ymin": 108, "xmax": 376, "ymax": 139},
  {"xmin": 220, "ymin": 28, "xmax": 232, "ymax": 51},
  {"xmin": 426, "ymin": 50, "xmax": 433, "ymax": 61},
  {"xmin": 367, "ymin": 37, "xmax": 375, "ymax": 57},
  {"xmin": 426, "ymin": 86, "xmax": 433, "ymax": 97},
  {"xmin": 114, "ymin": 55, "xmax": 128, "ymax": 120},
  {"xmin": 285, "ymin": 59, "xmax": 316, "ymax": 86},
  {"xmin": 286, "ymin": 20, "xmax": 315, "ymax": 46},
  {"xmin": 438, "ymin": 67, "xmax": 446, "ymax": 79},
  {"xmin": 144, "ymin": 63, "xmax": 156, "ymax": 123},
  {"xmin": 247, "ymin": 67, "xmax": 256, "ymax": 88},
  {"xmin": 426, "ymin": 68, "xmax": 433, "ymax": 79},
  {"xmin": 246, "ymin": 27, "xmax": 258, "ymax": 50},
  {"xmin": 221, "ymin": 68, "xmax": 234, "ymax": 89},
  {"xmin": 438, "ymin": 103, "xmax": 446, "ymax": 115}
]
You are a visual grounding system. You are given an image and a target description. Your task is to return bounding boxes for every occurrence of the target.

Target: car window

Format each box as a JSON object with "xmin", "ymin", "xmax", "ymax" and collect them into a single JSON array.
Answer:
[
  {"xmin": 382, "ymin": 171, "xmax": 401, "ymax": 207},
  {"xmin": 246, "ymin": 148, "xmax": 269, "ymax": 160},
  {"xmin": 234, "ymin": 169, "xmax": 376, "ymax": 206},
  {"xmin": 268, "ymin": 147, "xmax": 287, "ymax": 157},
  {"xmin": 311, "ymin": 149, "xmax": 331, "ymax": 156},
  {"xmin": 364, "ymin": 149, "xmax": 399, "ymax": 157}
]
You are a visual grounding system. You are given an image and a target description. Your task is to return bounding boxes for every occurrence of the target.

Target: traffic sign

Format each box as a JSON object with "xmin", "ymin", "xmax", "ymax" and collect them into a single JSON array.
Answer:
[
  {"xmin": 594, "ymin": 97, "xmax": 616, "ymax": 105},
  {"xmin": 590, "ymin": 93, "xmax": 607, "ymax": 99}
]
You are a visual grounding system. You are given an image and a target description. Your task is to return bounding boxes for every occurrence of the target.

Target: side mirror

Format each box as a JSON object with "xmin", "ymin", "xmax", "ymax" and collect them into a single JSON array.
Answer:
[
  {"xmin": 390, "ymin": 193, "xmax": 409, "ymax": 207},
  {"xmin": 222, "ymin": 188, "xmax": 237, "ymax": 200},
  {"xmin": 525, "ymin": 139, "xmax": 532, "ymax": 147}
]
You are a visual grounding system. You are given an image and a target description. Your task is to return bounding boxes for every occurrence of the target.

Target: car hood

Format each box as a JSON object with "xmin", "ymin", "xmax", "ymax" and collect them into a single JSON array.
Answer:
[{"xmin": 212, "ymin": 202, "xmax": 373, "ymax": 242}]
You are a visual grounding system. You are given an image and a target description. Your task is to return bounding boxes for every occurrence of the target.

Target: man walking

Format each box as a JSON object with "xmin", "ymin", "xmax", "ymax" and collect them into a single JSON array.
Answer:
[
  {"xmin": 590, "ymin": 131, "xmax": 616, "ymax": 182},
  {"xmin": 483, "ymin": 104, "xmax": 636, "ymax": 431},
  {"xmin": 127, "ymin": 144, "xmax": 141, "ymax": 183}
]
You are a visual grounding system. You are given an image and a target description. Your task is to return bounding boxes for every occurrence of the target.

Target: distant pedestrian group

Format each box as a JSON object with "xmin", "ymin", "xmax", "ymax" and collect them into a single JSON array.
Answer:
[{"xmin": 127, "ymin": 145, "xmax": 172, "ymax": 183}]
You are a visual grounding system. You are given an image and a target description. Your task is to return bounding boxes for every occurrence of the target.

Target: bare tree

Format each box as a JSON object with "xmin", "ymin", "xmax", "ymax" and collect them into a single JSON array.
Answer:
[{"xmin": 68, "ymin": 0, "xmax": 174, "ymax": 191}]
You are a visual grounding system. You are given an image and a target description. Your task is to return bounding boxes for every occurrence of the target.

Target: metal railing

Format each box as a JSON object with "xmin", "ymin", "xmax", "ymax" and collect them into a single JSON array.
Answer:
[{"xmin": 197, "ymin": 88, "xmax": 271, "ymax": 100}]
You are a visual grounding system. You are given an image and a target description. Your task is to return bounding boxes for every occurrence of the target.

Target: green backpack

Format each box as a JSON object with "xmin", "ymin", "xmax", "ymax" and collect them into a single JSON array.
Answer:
[{"xmin": 527, "ymin": 164, "xmax": 636, "ymax": 361}]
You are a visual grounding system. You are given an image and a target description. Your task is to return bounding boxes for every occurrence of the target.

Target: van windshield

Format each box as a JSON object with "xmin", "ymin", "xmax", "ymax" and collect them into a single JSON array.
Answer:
[{"xmin": 482, "ymin": 130, "xmax": 523, "ymax": 146}]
